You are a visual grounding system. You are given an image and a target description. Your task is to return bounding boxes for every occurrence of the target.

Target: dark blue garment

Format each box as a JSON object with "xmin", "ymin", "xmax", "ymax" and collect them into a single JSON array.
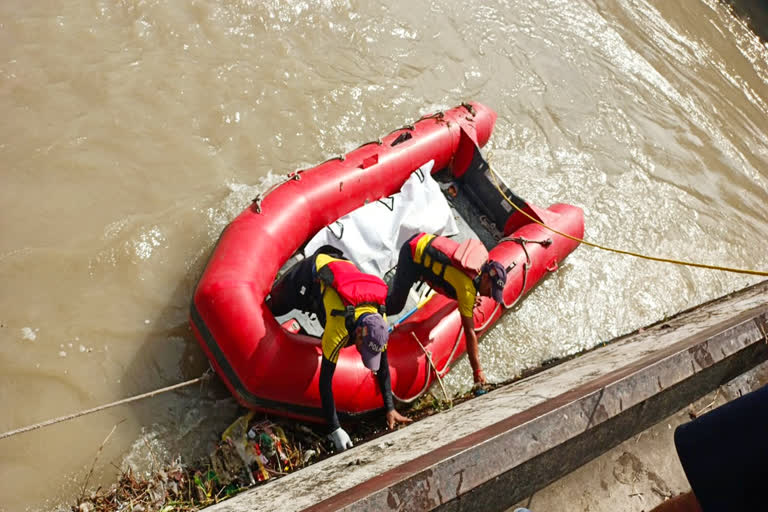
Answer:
[
  {"xmin": 674, "ymin": 384, "xmax": 768, "ymax": 511},
  {"xmin": 385, "ymin": 236, "xmax": 423, "ymax": 315}
]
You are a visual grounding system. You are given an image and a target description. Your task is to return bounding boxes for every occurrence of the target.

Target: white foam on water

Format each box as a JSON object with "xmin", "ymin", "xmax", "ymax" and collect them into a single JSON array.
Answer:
[
  {"xmin": 121, "ymin": 428, "xmax": 173, "ymax": 478},
  {"xmin": 133, "ymin": 226, "xmax": 166, "ymax": 261}
]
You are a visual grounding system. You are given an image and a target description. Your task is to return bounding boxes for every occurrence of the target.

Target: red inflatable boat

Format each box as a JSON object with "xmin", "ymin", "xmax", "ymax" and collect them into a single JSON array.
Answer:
[{"xmin": 190, "ymin": 102, "xmax": 584, "ymax": 423}]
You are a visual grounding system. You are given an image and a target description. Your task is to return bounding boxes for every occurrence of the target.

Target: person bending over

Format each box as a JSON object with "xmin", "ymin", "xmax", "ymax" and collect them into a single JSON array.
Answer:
[
  {"xmin": 386, "ymin": 233, "xmax": 507, "ymax": 388},
  {"xmin": 269, "ymin": 246, "xmax": 411, "ymax": 452}
]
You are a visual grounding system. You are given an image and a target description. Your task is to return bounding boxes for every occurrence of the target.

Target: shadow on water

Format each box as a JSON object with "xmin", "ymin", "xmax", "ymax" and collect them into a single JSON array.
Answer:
[
  {"xmin": 721, "ymin": 0, "xmax": 768, "ymax": 42},
  {"xmin": 115, "ymin": 246, "xmax": 244, "ymax": 474}
]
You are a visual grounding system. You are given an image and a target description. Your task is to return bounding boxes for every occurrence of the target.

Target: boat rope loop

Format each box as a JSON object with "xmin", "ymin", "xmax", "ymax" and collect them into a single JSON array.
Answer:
[
  {"xmin": 497, "ymin": 235, "xmax": 557, "ymax": 310},
  {"xmin": 392, "ymin": 332, "xmax": 451, "ymax": 405},
  {"xmin": 437, "ymin": 326, "xmax": 464, "ymax": 378},
  {"xmin": 487, "ymin": 164, "xmax": 768, "ymax": 277},
  {"xmin": 386, "ymin": 124, "xmax": 415, "ymax": 137},
  {"xmin": 319, "ymin": 154, "xmax": 346, "ymax": 165},
  {"xmin": 0, "ymin": 370, "xmax": 213, "ymax": 441},
  {"xmin": 395, "ymin": 292, "xmax": 514, "ymax": 405},
  {"xmin": 252, "ymin": 170, "xmax": 303, "ymax": 214},
  {"xmin": 352, "ymin": 139, "xmax": 383, "ymax": 152},
  {"xmin": 417, "ymin": 111, "xmax": 445, "ymax": 123}
]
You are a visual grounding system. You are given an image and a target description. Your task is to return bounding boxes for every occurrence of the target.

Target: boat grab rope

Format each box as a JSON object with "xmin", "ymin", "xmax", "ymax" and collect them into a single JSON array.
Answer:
[
  {"xmin": 401, "ymin": 287, "xmax": 521, "ymax": 400},
  {"xmin": 417, "ymin": 111, "xmax": 445, "ymax": 122},
  {"xmin": 0, "ymin": 370, "xmax": 213, "ymax": 441},
  {"xmin": 252, "ymin": 171, "xmax": 303, "ymax": 213},
  {"xmin": 351, "ymin": 139, "xmax": 383, "ymax": 151},
  {"xmin": 385, "ymin": 124, "xmax": 415, "ymax": 137},
  {"xmin": 496, "ymin": 236, "xmax": 557, "ymax": 310},
  {"xmin": 487, "ymin": 164, "xmax": 768, "ymax": 277},
  {"xmin": 252, "ymin": 106, "xmax": 467, "ymax": 216},
  {"xmin": 392, "ymin": 332, "xmax": 450, "ymax": 405}
]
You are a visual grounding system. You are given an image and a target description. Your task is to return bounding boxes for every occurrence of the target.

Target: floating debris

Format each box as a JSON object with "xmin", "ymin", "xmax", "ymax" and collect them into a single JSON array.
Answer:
[
  {"xmin": 72, "ymin": 413, "xmax": 330, "ymax": 512},
  {"xmin": 71, "ymin": 375, "xmax": 515, "ymax": 511},
  {"xmin": 73, "ymin": 461, "xmax": 191, "ymax": 512}
]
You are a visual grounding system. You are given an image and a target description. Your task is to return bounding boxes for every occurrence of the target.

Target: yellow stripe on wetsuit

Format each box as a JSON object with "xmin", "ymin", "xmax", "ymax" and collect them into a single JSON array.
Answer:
[
  {"xmin": 315, "ymin": 254, "xmax": 380, "ymax": 363},
  {"xmin": 412, "ymin": 235, "xmax": 477, "ymax": 318}
]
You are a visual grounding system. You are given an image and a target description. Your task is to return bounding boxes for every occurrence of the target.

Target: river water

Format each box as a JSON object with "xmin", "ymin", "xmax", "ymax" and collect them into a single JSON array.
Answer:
[{"xmin": 1, "ymin": 0, "xmax": 767, "ymax": 510}]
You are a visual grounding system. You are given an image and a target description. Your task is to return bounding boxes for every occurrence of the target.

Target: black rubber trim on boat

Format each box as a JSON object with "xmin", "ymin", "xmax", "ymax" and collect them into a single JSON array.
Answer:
[
  {"xmin": 190, "ymin": 302, "xmax": 378, "ymax": 422},
  {"xmin": 391, "ymin": 131, "xmax": 412, "ymax": 147}
]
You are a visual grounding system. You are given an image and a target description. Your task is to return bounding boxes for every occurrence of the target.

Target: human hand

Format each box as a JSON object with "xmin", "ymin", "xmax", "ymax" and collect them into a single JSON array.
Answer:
[
  {"xmin": 473, "ymin": 368, "xmax": 486, "ymax": 385},
  {"xmin": 328, "ymin": 427, "xmax": 354, "ymax": 452},
  {"xmin": 386, "ymin": 409, "xmax": 413, "ymax": 430}
]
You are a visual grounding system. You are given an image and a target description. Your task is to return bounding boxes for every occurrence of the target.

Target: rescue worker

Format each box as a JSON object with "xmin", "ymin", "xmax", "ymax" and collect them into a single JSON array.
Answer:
[
  {"xmin": 385, "ymin": 233, "xmax": 507, "ymax": 390},
  {"xmin": 268, "ymin": 246, "xmax": 412, "ymax": 452}
]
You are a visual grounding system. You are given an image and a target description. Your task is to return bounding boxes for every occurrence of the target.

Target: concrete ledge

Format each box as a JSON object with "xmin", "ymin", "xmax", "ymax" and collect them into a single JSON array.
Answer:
[
  {"xmin": 207, "ymin": 281, "xmax": 768, "ymax": 512},
  {"xmin": 512, "ymin": 359, "xmax": 768, "ymax": 511}
]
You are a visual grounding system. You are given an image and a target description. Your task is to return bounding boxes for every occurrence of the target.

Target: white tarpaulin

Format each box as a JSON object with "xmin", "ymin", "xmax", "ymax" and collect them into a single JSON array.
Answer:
[{"xmin": 304, "ymin": 160, "xmax": 459, "ymax": 277}]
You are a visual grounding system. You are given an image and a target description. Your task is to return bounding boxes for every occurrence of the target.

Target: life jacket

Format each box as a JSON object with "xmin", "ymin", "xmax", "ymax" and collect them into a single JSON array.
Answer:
[
  {"xmin": 409, "ymin": 234, "xmax": 488, "ymax": 279},
  {"xmin": 315, "ymin": 259, "xmax": 387, "ymax": 332}
]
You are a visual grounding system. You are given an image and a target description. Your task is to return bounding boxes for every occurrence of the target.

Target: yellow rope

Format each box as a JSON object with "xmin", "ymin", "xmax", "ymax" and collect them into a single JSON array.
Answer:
[{"xmin": 487, "ymin": 164, "xmax": 768, "ymax": 277}]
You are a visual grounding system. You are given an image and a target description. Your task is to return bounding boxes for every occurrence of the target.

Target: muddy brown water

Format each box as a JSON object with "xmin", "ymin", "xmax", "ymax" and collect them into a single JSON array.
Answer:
[{"xmin": 1, "ymin": 1, "xmax": 767, "ymax": 510}]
